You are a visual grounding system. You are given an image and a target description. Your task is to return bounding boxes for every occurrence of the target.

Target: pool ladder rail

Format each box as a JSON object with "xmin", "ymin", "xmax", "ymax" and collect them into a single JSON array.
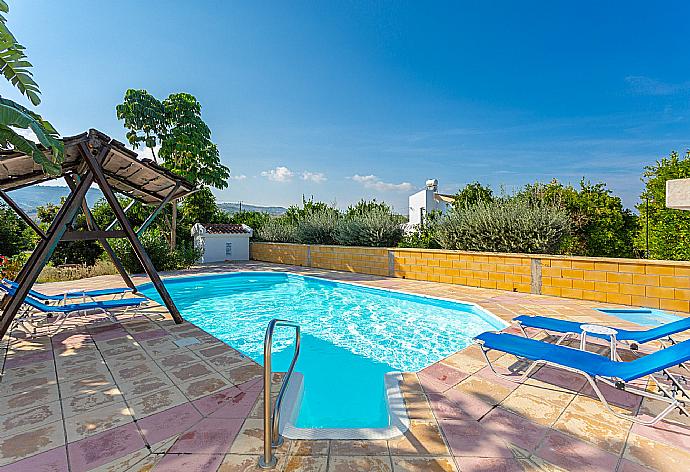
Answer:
[{"xmin": 259, "ymin": 318, "xmax": 301, "ymax": 469}]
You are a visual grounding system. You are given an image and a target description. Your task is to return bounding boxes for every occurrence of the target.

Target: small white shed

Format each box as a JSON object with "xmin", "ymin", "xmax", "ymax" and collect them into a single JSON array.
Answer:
[{"xmin": 191, "ymin": 223, "xmax": 253, "ymax": 263}]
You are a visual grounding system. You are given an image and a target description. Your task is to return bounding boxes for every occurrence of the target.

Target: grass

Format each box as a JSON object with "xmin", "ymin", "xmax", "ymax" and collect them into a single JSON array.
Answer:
[{"xmin": 37, "ymin": 259, "xmax": 120, "ymax": 283}]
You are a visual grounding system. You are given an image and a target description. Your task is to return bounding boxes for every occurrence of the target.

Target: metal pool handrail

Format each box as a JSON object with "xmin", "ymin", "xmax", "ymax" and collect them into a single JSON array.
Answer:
[{"xmin": 259, "ymin": 318, "xmax": 301, "ymax": 469}]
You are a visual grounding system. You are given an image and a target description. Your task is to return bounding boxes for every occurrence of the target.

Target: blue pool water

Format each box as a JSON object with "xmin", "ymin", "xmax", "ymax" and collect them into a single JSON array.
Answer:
[
  {"xmin": 596, "ymin": 308, "xmax": 682, "ymax": 327},
  {"xmin": 139, "ymin": 272, "xmax": 505, "ymax": 429}
]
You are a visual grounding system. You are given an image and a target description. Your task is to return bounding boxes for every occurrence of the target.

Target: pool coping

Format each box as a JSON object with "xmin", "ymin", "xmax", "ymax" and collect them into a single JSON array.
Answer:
[{"xmin": 278, "ymin": 371, "xmax": 410, "ymax": 440}]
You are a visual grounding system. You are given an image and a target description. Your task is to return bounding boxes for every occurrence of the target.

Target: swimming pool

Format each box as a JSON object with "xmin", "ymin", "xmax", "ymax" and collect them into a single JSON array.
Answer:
[
  {"xmin": 596, "ymin": 307, "xmax": 682, "ymax": 327},
  {"xmin": 139, "ymin": 272, "xmax": 505, "ymax": 431}
]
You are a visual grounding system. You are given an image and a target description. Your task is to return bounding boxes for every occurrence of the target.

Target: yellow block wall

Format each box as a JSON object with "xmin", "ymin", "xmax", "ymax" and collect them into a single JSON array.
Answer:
[
  {"xmin": 250, "ymin": 242, "xmax": 690, "ymax": 312},
  {"xmin": 391, "ymin": 249, "xmax": 533, "ymax": 293},
  {"xmin": 540, "ymin": 257, "xmax": 690, "ymax": 313},
  {"xmin": 249, "ymin": 242, "xmax": 309, "ymax": 266},
  {"xmin": 309, "ymin": 245, "xmax": 389, "ymax": 276}
]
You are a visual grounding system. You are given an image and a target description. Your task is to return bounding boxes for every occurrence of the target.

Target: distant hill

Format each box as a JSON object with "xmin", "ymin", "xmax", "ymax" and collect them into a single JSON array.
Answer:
[
  {"xmin": 2, "ymin": 186, "xmax": 287, "ymax": 218},
  {"xmin": 4, "ymin": 186, "xmax": 104, "ymax": 216},
  {"xmin": 218, "ymin": 202, "xmax": 286, "ymax": 215}
]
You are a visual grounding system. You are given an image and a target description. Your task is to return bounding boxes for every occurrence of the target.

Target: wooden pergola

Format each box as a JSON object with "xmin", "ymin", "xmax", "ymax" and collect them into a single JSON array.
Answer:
[{"xmin": 0, "ymin": 129, "xmax": 195, "ymax": 340}]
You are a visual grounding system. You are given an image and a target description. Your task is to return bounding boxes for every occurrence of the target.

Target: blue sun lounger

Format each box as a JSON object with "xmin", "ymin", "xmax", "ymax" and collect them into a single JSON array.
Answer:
[
  {"xmin": 475, "ymin": 331, "xmax": 690, "ymax": 425},
  {"xmin": 2, "ymin": 278, "xmax": 133, "ymax": 304},
  {"xmin": 514, "ymin": 314, "xmax": 690, "ymax": 354},
  {"xmin": 0, "ymin": 283, "xmax": 147, "ymax": 333}
]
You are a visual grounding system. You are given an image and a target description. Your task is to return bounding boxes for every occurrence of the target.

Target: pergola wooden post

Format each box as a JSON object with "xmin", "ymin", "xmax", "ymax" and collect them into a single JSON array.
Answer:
[{"xmin": 0, "ymin": 129, "xmax": 195, "ymax": 340}]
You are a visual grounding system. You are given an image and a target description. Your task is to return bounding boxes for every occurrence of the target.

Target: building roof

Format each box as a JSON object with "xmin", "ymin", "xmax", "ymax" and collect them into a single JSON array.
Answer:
[
  {"xmin": 202, "ymin": 224, "xmax": 252, "ymax": 234},
  {"xmin": 0, "ymin": 129, "xmax": 195, "ymax": 204},
  {"xmin": 434, "ymin": 193, "xmax": 456, "ymax": 204}
]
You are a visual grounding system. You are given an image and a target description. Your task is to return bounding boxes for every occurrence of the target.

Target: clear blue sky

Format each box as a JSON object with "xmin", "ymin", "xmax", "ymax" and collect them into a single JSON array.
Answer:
[{"xmin": 6, "ymin": 1, "xmax": 690, "ymax": 211}]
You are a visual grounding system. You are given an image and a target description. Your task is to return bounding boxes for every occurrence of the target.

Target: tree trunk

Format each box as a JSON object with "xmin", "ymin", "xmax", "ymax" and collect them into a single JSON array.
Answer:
[{"xmin": 171, "ymin": 201, "xmax": 177, "ymax": 251}]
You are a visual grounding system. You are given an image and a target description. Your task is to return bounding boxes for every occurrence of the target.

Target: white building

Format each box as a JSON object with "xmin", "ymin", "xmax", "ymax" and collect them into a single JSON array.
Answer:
[
  {"xmin": 666, "ymin": 178, "xmax": 690, "ymax": 210},
  {"xmin": 408, "ymin": 179, "xmax": 455, "ymax": 226},
  {"xmin": 191, "ymin": 223, "xmax": 253, "ymax": 263}
]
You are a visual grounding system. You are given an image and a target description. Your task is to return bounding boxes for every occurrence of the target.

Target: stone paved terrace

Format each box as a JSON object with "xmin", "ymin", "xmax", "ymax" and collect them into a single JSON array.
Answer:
[{"xmin": 1, "ymin": 261, "xmax": 689, "ymax": 472}]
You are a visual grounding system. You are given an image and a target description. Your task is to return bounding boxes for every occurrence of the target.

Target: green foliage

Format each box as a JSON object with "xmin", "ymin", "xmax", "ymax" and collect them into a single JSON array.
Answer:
[
  {"xmin": 0, "ymin": 1, "xmax": 40, "ymax": 106},
  {"xmin": 159, "ymin": 93, "xmax": 230, "ymax": 189},
  {"xmin": 295, "ymin": 208, "xmax": 340, "ymax": 244},
  {"xmin": 437, "ymin": 200, "xmax": 570, "ymax": 254},
  {"xmin": 519, "ymin": 179, "xmax": 637, "ymax": 257},
  {"xmin": 0, "ymin": 203, "xmax": 30, "ymax": 256},
  {"xmin": 227, "ymin": 210, "xmax": 270, "ymax": 233},
  {"xmin": 284, "ymin": 197, "xmax": 338, "ymax": 225},
  {"xmin": 115, "ymin": 89, "xmax": 166, "ymax": 160},
  {"xmin": 255, "ymin": 217, "xmax": 297, "ymax": 243},
  {"xmin": 636, "ymin": 150, "xmax": 690, "ymax": 260},
  {"xmin": 0, "ymin": 4, "xmax": 63, "ymax": 174},
  {"xmin": 0, "ymin": 251, "xmax": 29, "ymax": 280},
  {"xmin": 345, "ymin": 199, "xmax": 393, "ymax": 217},
  {"xmin": 110, "ymin": 228, "xmax": 200, "ymax": 273},
  {"xmin": 35, "ymin": 201, "xmax": 103, "ymax": 265},
  {"xmin": 452, "ymin": 182, "xmax": 494, "ymax": 209},
  {"xmin": 399, "ymin": 210, "xmax": 442, "ymax": 249},
  {"xmin": 336, "ymin": 206, "xmax": 404, "ymax": 247}
]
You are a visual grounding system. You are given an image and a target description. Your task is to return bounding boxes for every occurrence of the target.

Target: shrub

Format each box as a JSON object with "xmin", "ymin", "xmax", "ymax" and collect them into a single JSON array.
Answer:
[
  {"xmin": 37, "ymin": 259, "xmax": 119, "ymax": 283},
  {"xmin": 255, "ymin": 217, "xmax": 297, "ymax": 243},
  {"xmin": 399, "ymin": 210, "xmax": 442, "ymax": 249},
  {"xmin": 0, "ymin": 204, "xmax": 32, "ymax": 257},
  {"xmin": 437, "ymin": 200, "xmax": 570, "ymax": 254},
  {"xmin": 336, "ymin": 207, "xmax": 404, "ymax": 247},
  {"xmin": 295, "ymin": 208, "xmax": 339, "ymax": 244},
  {"xmin": 111, "ymin": 229, "xmax": 199, "ymax": 273},
  {"xmin": 0, "ymin": 252, "xmax": 30, "ymax": 280}
]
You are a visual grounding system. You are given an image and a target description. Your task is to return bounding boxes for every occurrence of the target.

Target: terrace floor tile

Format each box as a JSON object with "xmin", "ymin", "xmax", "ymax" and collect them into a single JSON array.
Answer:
[
  {"xmin": 391, "ymin": 455, "xmax": 457, "ymax": 472},
  {"xmin": 67, "ymin": 422, "xmax": 146, "ymax": 472},
  {"xmin": 0, "ymin": 420, "xmax": 65, "ymax": 466},
  {"xmin": 329, "ymin": 455, "xmax": 393, "ymax": 471}
]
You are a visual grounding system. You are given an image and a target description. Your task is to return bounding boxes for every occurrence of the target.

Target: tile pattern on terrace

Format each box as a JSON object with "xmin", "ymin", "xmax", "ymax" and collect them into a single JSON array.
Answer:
[{"xmin": 0, "ymin": 261, "xmax": 689, "ymax": 472}]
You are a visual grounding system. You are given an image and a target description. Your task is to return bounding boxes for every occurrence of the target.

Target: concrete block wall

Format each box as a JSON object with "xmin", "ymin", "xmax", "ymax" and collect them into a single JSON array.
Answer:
[{"xmin": 250, "ymin": 242, "xmax": 690, "ymax": 312}]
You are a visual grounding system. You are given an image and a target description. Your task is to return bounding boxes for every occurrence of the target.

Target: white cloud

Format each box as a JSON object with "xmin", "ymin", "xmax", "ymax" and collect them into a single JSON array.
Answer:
[
  {"xmin": 229, "ymin": 174, "xmax": 247, "ymax": 181},
  {"xmin": 351, "ymin": 174, "xmax": 414, "ymax": 192},
  {"xmin": 301, "ymin": 171, "xmax": 327, "ymax": 183},
  {"xmin": 127, "ymin": 145, "xmax": 160, "ymax": 161},
  {"xmin": 261, "ymin": 166, "xmax": 294, "ymax": 182}
]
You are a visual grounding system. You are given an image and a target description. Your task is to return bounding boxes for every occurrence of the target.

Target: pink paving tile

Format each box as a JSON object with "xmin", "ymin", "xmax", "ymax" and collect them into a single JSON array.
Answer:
[
  {"xmin": 480, "ymin": 407, "xmax": 548, "ymax": 452},
  {"xmin": 67, "ymin": 422, "xmax": 146, "ymax": 472},
  {"xmin": 193, "ymin": 386, "xmax": 242, "ymax": 416},
  {"xmin": 418, "ymin": 362, "xmax": 469, "ymax": 393},
  {"xmin": 152, "ymin": 452, "xmax": 224, "ymax": 472},
  {"xmin": 531, "ymin": 365, "xmax": 587, "ymax": 392},
  {"xmin": 438, "ymin": 419, "xmax": 513, "ymax": 458},
  {"xmin": 52, "ymin": 333, "xmax": 93, "ymax": 350},
  {"xmin": 427, "ymin": 389, "xmax": 494, "ymax": 420},
  {"xmin": 4, "ymin": 350, "xmax": 53, "ymax": 369},
  {"xmin": 89, "ymin": 326, "xmax": 129, "ymax": 341},
  {"xmin": 131, "ymin": 329, "xmax": 168, "ymax": 342},
  {"xmin": 167, "ymin": 417, "xmax": 244, "ymax": 454},
  {"xmin": 137, "ymin": 402, "xmax": 203, "ymax": 446},
  {"xmin": 475, "ymin": 366, "xmax": 521, "ymax": 392},
  {"xmin": 534, "ymin": 430, "xmax": 619, "ymax": 472},
  {"xmin": 0, "ymin": 446, "xmax": 68, "ymax": 472},
  {"xmin": 618, "ymin": 458, "xmax": 656, "ymax": 471},
  {"xmin": 631, "ymin": 417, "xmax": 690, "ymax": 450},
  {"xmin": 455, "ymin": 457, "xmax": 524, "ymax": 472},
  {"xmin": 193, "ymin": 385, "xmax": 260, "ymax": 419},
  {"xmin": 580, "ymin": 380, "xmax": 643, "ymax": 410}
]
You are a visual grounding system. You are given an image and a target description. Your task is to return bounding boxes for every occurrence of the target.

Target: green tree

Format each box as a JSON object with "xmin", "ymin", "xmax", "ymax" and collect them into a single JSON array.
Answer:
[
  {"xmin": 115, "ymin": 89, "xmax": 166, "ymax": 163},
  {"xmin": 452, "ymin": 182, "xmax": 494, "ymax": 209},
  {"xmin": 0, "ymin": 202, "xmax": 30, "ymax": 257},
  {"xmin": 636, "ymin": 150, "xmax": 690, "ymax": 260},
  {"xmin": 0, "ymin": 1, "xmax": 63, "ymax": 174},
  {"xmin": 117, "ymin": 90, "xmax": 230, "ymax": 250},
  {"xmin": 520, "ymin": 179, "xmax": 637, "ymax": 257}
]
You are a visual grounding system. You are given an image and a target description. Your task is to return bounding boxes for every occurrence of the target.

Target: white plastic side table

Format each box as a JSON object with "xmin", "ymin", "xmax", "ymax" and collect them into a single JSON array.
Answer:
[{"xmin": 580, "ymin": 324, "xmax": 618, "ymax": 360}]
